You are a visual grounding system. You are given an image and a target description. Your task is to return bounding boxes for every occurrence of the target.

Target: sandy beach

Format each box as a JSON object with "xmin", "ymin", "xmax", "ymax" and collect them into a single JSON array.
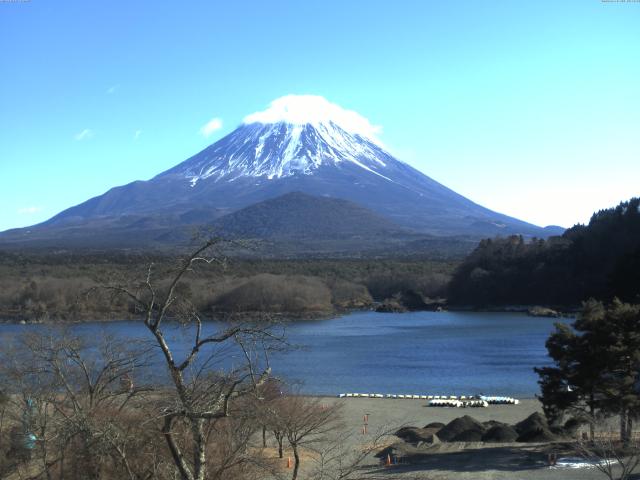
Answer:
[
  {"xmin": 330, "ymin": 397, "xmax": 544, "ymax": 432},
  {"xmin": 303, "ymin": 397, "xmax": 615, "ymax": 480}
]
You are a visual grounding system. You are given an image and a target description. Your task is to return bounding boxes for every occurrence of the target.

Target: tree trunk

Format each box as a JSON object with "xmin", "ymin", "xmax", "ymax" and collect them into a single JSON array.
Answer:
[
  {"xmin": 81, "ymin": 434, "xmax": 100, "ymax": 480},
  {"xmin": 262, "ymin": 425, "xmax": 267, "ymax": 448},
  {"xmin": 163, "ymin": 417, "xmax": 194, "ymax": 480},
  {"xmin": 59, "ymin": 445, "xmax": 65, "ymax": 480},
  {"xmin": 275, "ymin": 432, "xmax": 283, "ymax": 458},
  {"xmin": 589, "ymin": 394, "xmax": 595, "ymax": 440},
  {"xmin": 621, "ymin": 409, "xmax": 628, "ymax": 444},
  {"xmin": 40, "ymin": 435, "xmax": 52, "ymax": 480},
  {"xmin": 292, "ymin": 443, "xmax": 300, "ymax": 480},
  {"xmin": 192, "ymin": 418, "xmax": 207, "ymax": 480}
]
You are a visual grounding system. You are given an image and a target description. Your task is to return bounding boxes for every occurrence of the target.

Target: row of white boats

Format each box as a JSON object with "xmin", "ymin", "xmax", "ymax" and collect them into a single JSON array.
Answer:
[
  {"xmin": 429, "ymin": 399, "xmax": 489, "ymax": 408},
  {"xmin": 337, "ymin": 393, "xmax": 520, "ymax": 407}
]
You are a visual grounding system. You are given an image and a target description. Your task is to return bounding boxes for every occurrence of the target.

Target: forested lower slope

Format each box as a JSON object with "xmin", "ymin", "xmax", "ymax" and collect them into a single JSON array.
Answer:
[{"xmin": 448, "ymin": 198, "xmax": 640, "ymax": 306}]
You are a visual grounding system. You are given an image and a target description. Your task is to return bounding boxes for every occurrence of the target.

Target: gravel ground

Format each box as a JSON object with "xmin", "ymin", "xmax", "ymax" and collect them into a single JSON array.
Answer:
[{"xmin": 313, "ymin": 397, "xmax": 620, "ymax": 480}]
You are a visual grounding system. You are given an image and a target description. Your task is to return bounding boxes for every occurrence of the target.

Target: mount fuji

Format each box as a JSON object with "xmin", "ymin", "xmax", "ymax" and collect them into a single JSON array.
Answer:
[{"xmin": 1, "ymin": 95, "xmax": 562, "ymax": 252}]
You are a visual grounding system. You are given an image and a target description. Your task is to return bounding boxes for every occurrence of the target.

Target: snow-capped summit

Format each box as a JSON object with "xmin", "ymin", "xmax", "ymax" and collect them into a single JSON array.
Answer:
[
  {"xmin": 165, "ymin": 95, "xmax": 392, "ymax": 185},
  {"xmin": 243, "ymin": 95, "xmax": 382, "ymax": 143}
]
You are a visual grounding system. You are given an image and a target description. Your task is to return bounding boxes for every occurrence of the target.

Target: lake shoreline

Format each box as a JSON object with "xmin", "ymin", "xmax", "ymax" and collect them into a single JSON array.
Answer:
[{"xmin": 0, "ymin": 303, "xmax": 578, "ymax": 325}]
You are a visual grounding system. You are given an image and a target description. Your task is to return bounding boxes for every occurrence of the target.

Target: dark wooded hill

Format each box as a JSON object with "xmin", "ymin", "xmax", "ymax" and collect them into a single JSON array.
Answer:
[{"xmin": 448, "ymin": 197, "xmax": 640, "ymax": 307}]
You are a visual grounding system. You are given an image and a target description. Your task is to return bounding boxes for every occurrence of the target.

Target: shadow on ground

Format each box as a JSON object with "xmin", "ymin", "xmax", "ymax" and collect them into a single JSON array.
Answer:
[{"xmin": 370, "ymin": 444, "xmax": 551, "ymax": 475}]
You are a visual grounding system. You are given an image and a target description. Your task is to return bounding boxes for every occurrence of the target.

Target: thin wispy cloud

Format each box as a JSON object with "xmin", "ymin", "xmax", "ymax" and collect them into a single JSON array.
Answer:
[
  {"xmin": 75, "ymin": 129, "xmax": 94, "ymax": 141},
  {"xmin": 200, "ymin": 117, "xmax": 223, "ymax": 137},
  {"xmin": 134, "ymin": 130, "xmax": 142, "ymax": 140},
  {"xmin": 106, "ymin": 84, "xmax": 120, "ymax": 94},
  {"xmin": 17, "ymin": 206, "xmax": 42, "ymax": 215}
]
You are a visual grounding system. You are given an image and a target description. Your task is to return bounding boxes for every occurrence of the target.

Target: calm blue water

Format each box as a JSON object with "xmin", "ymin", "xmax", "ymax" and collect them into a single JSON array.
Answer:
[{"xmin": 0, "ymin": 311, "xmax": 568, "ymax": 397}]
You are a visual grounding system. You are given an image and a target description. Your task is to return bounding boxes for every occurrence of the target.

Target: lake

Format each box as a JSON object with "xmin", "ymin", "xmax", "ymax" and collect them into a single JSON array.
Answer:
[{"xmin": 0, "ymin": 311, "xmax": 569, "ymax": 397}]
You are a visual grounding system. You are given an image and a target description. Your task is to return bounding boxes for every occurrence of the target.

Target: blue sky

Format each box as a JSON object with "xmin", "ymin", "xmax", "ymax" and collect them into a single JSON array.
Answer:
[{"xmin": 1, "ymin": 0, "xmax": 639, "ymax": 231}]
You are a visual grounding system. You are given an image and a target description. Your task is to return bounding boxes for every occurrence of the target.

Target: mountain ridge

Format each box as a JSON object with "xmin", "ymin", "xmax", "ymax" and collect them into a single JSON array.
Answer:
[{"xmin": 1, "ymin": 95, "xmax": 564, "ymax": 251}]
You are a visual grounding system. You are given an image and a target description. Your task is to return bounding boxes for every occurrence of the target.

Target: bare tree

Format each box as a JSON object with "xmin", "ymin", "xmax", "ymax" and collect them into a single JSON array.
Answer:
[
  {"xmin": 574, "ymin": 429, "xmax": 640, "ymax": 480},
  {"xmin": 308, "ymin": 426, "xmax": 395, "ymax": 480},
  {"xmin": 261, "ymin": 398, "xmax": 288, "ymax": 460},
  {"xmin": 102, "ymin": 238, "xmax": 281, "ymax": 480},
  {"xmin": 254, "ymin": 378, "xmax": 287, "ymax": 456},
  {"xmin": 0, "ymin": 329, "xmax": 155, "ymax": 479},
  {"xmin": 276, "ymin": 396, "xmax": 342, "ymax": 480},
  {"xmin": 0, "ymin": 388, "xmax": 12, "ymax": 477}
]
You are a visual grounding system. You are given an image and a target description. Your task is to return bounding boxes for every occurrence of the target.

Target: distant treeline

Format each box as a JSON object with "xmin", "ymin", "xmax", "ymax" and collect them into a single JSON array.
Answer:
[
  {"xmin": 448, "ymin": 198, "xmax": 640, "ymax": 307},
  {"xmin": 0, "ymin": 255, "xmax": 454, "ymax": 322},
  {"xmin": 6, "ymin": 198, "xmax": 637, "ymax": 320}
]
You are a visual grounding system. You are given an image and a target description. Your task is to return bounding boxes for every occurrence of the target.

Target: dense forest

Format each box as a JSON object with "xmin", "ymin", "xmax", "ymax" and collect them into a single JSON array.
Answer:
[
  {"xmin": 448, "ymin": 198, "xmax": 640, "ymax": 307},
  {"xmin": 0, "ymin": 253, "xmax": 454, "ymax": 322},
  {"xmin": 3, "ymin": 197, "xmax": 639, "ymax": 321}
]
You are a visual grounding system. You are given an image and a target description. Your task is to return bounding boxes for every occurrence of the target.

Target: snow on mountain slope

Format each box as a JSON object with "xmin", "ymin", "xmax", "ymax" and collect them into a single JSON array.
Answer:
[{"xmin": 166, "ymin": 96, "xmax": 395, "ymax": 185}]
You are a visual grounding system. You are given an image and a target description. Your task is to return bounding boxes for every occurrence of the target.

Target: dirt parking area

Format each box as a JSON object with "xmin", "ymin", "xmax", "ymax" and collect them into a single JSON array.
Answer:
[{"xmin": 315, "ymin": 397, "xmax": 623, "ymax": 480}]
